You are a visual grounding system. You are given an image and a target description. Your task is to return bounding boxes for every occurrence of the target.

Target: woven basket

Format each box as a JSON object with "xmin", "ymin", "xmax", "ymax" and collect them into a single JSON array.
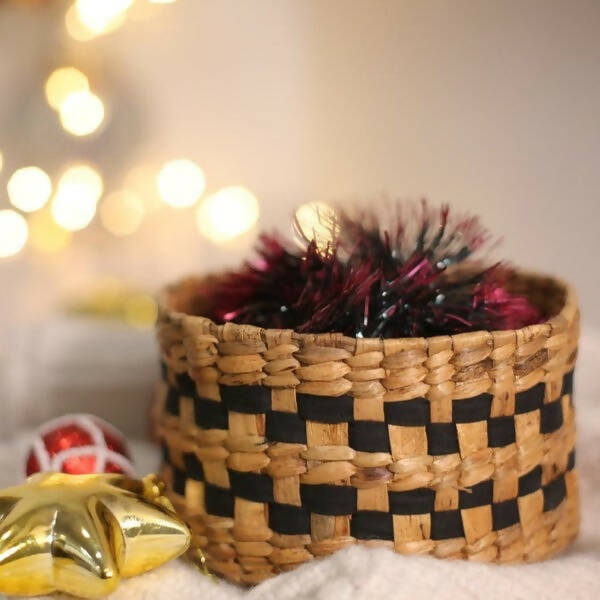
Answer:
[{"xmin": 155, "ymin": 271, "xmax": 579, "ymax": 584}]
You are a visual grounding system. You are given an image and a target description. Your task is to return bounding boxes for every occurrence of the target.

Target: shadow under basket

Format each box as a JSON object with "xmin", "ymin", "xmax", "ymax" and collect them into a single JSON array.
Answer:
[{"xmin": 154, "ymin": 271, "xmax": 580, "ymax": 584}]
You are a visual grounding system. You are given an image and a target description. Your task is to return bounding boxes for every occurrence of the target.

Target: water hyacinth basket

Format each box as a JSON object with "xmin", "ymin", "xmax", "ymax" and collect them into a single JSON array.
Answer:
[{"xmin": 155, "ymin": 270, "xmax": 579, "ymax": 584}]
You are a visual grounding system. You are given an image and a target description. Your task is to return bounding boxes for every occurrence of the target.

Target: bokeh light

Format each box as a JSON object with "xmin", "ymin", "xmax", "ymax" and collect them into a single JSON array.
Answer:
[
  {"xmin": 59, "ymin": 90, "xmax": 105, "ymax": 137},
  {"xmin": 28, "ymin": 208, "xmax": 72, "ymax": 254},
  {"xmin": 100, "ymin": 190, "xmax": 144, "ymax": 236},
  {"xmin": 156, "ymin": 159, "xmax": 205, "ymax": 208},
  {"xmin": 295, "ymin": 202, "xmax": 337, "ymax": 251},
  {"xmin": 45, "ymin": 67, "xmax": 89, "ymax": 110},
  {"xmin": 52, "ymin": 165, "xmax": 103, "ymax": 231},
  {"xmin": 196, "ymin": 186, "xmax": 259, "ymax": 242},
  {"xmin": 67, "ymin": 282, "xmax": 157, "ymax": 329},
  {"xmin": 7, "ymin": 166, "xmax": 52, "ymax": 213},
  {"xmin": 65, "ymin": 4, "xmax": 95, "ymax": 41},
  {"xmin": 124, "ymin": 165, "xmax": 162, "ymax": 213},
  {"xmin": 123, "ymin": 294, "xmax": 158, "ymax": 329},
  {"xmin": 70, "ymin": 0, "xmax": 133, "ymax": 39},
  {"xmin": 69, "ymin": 278, "xmax": 124, "ymax": 317},
  {"xmin": 0, "ymin": 209, "xmax": 29, "ymax": 258}
]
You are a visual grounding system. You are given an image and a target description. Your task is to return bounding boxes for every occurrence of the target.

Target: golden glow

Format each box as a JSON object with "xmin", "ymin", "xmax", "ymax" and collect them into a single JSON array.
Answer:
[
  {"xmin": 196, "ymin": 186, "xmax": 259, "ymax": 242},
  {"xmin": 52, "ymin": 165, "xmax": 103, "ymax": 231},
  {"xmin": 100, "ymin": 190, "xmax": 144, "ymax": 236},
  {"xmin": 28, "ymin": 208, "xmax": 72, "ymax": 253},
  {"xmin": 76, "ymin": 0, "xmax": 132, "ymax": 34},
  {"xmin": 72, "ymin": 278, "xmax": 124, "ymax": 316},
  {"xmin": 59, "ymin": 90, "xmax": 105, "ymax": 137},
  {"xmin": 45, "ymin": 67, "xmax": 89, "ymax": 110},
  {"xmin": 156, "ymin": 159, "xmax": 205, "ymax": 208},
  {"xmin": 7, "ymin": 166, "xmax": 52, "ymax": 213},
  {"xmin": 295, "ymin": 202, "xmax": 337, "ymax": 251},
  {"xmin": 123, "ymin": 294, "xmax": 158, "ymax": 329},
  {"xmin": 0, "ymin": 151, "xmax": 4, "ymax": 173},
  {"xmin": 69, "ymin": 282, "xmax": 157, "ymax": 329},
  {"xmin": 0, "ymin": 209, "xmax": 28, "ymax": 258},
  {"xmin": 149, "ymin": 0, "xmax": 176, "ymax": 4},
  {"xmin": 65, "ymin": 4, "xmax": 95, "ymax": 41}
]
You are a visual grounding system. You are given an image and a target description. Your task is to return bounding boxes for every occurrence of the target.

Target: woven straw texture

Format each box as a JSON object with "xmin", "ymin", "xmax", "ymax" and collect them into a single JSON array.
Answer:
[{"xmin": 154, "ymin": 271, "xmax": 579, "ymax": 584}]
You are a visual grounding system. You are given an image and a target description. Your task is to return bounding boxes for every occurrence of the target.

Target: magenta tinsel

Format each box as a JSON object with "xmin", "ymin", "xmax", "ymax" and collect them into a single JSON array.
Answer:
[{"xmin": 206, "ymin": 201, "xmax": 542, "ymax": 337}]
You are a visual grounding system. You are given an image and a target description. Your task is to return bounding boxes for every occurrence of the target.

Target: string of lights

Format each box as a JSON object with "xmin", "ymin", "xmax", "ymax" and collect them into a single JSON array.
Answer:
[{"xmin": 0, "ymin": 0, "xmax": 261, "ymax": 259}]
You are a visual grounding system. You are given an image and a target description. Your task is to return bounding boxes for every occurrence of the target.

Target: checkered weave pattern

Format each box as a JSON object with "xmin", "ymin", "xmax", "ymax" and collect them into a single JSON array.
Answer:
[{"xmin": 155, "ymin": 273, "xmax": 580, "ymax": 584}]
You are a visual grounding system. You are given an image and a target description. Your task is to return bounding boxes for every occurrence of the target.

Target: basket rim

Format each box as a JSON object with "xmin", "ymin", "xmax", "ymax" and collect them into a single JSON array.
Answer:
[{"xmin": 157, "ymin": 269, "xmax": 578, "ymax": 348}]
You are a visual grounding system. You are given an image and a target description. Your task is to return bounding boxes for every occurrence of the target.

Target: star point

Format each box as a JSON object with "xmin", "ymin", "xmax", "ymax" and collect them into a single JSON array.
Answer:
[{"xmin": 0, "ymin": 472, "xmax": 190, "ymax": 598}]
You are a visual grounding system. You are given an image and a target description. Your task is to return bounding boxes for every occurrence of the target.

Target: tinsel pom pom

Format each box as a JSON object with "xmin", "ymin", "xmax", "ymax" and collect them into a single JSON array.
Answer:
[{"xmin": 206, "ymin": 201, "xmax": 542, "ymax": 337}]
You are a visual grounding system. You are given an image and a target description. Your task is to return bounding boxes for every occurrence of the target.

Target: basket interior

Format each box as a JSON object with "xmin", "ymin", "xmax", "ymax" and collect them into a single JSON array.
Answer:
[{"xmin": 164, "ymin": 269, "xmax": 567, "ymax": 333}]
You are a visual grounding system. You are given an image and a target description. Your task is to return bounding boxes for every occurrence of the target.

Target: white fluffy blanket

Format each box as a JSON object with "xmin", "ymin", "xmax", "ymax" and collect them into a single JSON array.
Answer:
[{"xmin": 2, "ymin": 337, "xmax": 599, "ymax": 600}]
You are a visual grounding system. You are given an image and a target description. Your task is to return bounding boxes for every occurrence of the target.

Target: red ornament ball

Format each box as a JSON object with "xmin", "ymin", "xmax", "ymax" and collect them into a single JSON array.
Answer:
[{"xmin": 25, "ymin": 414, "xmax": 135, "ymax": 477}]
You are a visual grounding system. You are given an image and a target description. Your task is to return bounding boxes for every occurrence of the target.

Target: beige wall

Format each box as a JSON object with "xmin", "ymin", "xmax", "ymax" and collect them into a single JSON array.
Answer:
[
  {"xmin": 1, "ymin": 0, "xmax": 598, "ymax": 434},
  {"xmin": 1, "ymin": 0, "xmax": 599, "ymax": 325},
  {"xmin": 102, "ymin": 0, "xmax": 600, "ymax": 329},
  {"xmin": 307, "ymin": 0, "xmax": 600, "ymax": 334}
]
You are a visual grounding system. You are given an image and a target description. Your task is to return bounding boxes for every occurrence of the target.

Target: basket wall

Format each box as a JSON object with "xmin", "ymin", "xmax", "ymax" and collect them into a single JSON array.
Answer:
[{"xmin": 155, "ymin": 273, "xmax": 580, "ymax": 584}]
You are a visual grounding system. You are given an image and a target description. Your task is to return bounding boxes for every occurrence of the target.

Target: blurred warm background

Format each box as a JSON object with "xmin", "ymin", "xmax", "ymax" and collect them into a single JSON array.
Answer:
[{"xmin": 0, "ymin": 0, "xmax": 598, "ymax": 436}]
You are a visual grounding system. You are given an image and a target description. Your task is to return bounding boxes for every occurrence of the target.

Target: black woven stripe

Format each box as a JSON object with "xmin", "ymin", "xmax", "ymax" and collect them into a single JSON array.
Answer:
[
  {"xmin": 266, "ymin": 411, "xmax": 307, "ymax": 444},
  {"xmin": 220, "ymin": 384, "xmax": 271, "ymax": 414},
  {"xmin": 487, "ymin": 416, "xmax": 516, "ymax": 447},
  {"xmin": 349, "ymin": 421, "xmax": 391, "ymax": 453},
  {"xmin": 562, "ymin": 370, "xmax": 574, "ymax": 396},
  {"xmin": 300, "ymin": 484, "xmax": 357, "ymax": 515},
  {"xmin": 351, "ymin": 511, "xmax": 394, "ymax": 541},
  {"xmin": 518, "ymin": 466, "xmax": 542, "ymax": 496},
  {"xmin": 165, "ymin": 388, "xmax": 180, "ymax": 416},
  {"xmin": 515, "ymin": 382, "xmax": 545, "ymax": 414},
  {"xmin": 204, "ymin": 483, "xmax": 234, "ymax": 517},
  {"xmin": 384, "ymin": 399, "xmax": 430, "ymax": 426},
  {"xmin": 426, "ymin": 423, "xmax": 459, "ymax": 455},
  {"xmin": 452, "ymin": 394, "xmax": 492, "ymax": 423},
  {"xmin": 540, "ymin": 400, "xmax": 564, "ymax": 434},
  {"xmin": 431, "ymin": 510, "xmax": 464, "ymax": 540},
  {"xmin": 459, "ymin": 480, "xmax": 493, "ymax": 509},
  {"xmin": 492, "ymin": 499, "xmax": 520, "ymax": 530},
  {"xmin": 567, "ymin": 449, "xmax": 576, "ymax": 471},
  {"xmin": 543, "ymin": 475, "xmax": 567, "ymax": 511},
  {"xmin": 297, "ymin": 393, "xmax": 354, "ymax": 424},
  {"xmin": 229, "ymin": 470, "xmax": 273, "ymax": 503},
  {"xmin": 389, "ymin": 488, "xmax": 435, "ymax": 515},
  {"xmin": 172, "ymin": 468, "xmax": 186, "ymax": 496},
  {"xmin": 183, "ymin": 452, "xmax": 204, "ymax": 481},
  {"xmin": 193, "ymin": 397, "xmax": 229, "ymax": 430},
  {"xmin": 176, "ymin": 372, "xmax": 197, "ymax": 397},
  {"xmin": 269, "ymin": 503, "xmax": 310, "ymax": 535}
]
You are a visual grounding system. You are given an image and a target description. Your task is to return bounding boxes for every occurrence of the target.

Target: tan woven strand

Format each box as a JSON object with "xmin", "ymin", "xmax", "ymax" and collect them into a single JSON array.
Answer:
[{"xmin": 155, "ymin": 271, "xmax": 579, "ymax": 584}]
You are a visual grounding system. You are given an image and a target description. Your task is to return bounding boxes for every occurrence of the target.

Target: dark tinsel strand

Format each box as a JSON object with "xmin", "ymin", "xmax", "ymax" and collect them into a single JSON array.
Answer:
[{"xmin": 207, "ymin": 202, "xmax": 541, "ymax": 337}]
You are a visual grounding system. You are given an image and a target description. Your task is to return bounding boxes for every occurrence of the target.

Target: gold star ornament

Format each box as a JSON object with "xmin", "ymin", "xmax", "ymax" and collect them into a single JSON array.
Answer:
[{"xmin": 0, "ymin": 472, "xmax": 191, "ymax": 598}]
